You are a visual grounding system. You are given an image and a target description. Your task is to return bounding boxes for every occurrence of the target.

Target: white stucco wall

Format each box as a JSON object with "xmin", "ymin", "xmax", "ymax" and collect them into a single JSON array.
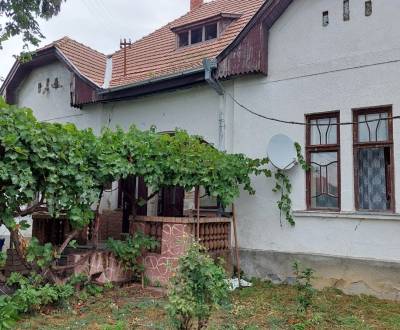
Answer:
[
  {"xmin": 16, "ymin": 62, "xmax": 102, "ymax": 132},
  {"xmin": 233, "ymin": 0, "xmax": 400, "ymax": 262},
  {"xmin": 8, "ymin": 0, "xmax": 400, "ymax": 265}
]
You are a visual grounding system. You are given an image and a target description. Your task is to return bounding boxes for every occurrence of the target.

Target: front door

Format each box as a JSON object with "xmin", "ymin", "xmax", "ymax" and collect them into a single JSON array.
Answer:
[{"xmin": 158, "ymin": 187, "xmax": 184, "ymax": 217}]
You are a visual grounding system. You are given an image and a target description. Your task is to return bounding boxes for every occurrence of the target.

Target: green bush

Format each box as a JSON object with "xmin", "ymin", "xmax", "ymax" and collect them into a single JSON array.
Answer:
[
  {"xmin": 0, "ymin": 296, "xmax": 19, "ymax": 330},
  {"xmin": 166, "ymin": 242, "xmax": 229, "ymax": 330},
  {"xmin": 0, "ymin": 272, "xmax": 76, "ymax": 329},
  {"xmin": 106, "ymin": 231, "xmax": 159, "ymax": 278},
  {"xmin": 26, "ymin": 237, "xmax": 57, "ymax": 269}
]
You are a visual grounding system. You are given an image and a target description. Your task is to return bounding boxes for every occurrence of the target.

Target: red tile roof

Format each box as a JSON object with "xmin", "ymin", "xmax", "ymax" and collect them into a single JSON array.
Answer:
[
  {"xmin": 51, "ymin": 37, "xmax": 107, "ymax": 87},
  {"xmin": 109, "ymin": 0, "xmax": 265, "ymax": 88},
  {"xmin": 29, "ymin": 0, "xmax": 265, "ymax": 89}
]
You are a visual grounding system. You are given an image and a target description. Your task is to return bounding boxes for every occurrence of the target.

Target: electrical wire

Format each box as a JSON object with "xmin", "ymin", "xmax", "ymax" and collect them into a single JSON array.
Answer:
[
  {"xmin": 42, "ymin": 113, "xmax": 84, "ymax": 122},
  {"xmin": 223, "ymin": 89, "xmax": 400, "ymax": 127}
]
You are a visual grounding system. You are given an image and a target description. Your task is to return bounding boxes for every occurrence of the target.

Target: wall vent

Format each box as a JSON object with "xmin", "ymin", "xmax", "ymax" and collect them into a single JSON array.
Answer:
[
  {"xmin": 343, "ymin": 0, "xmax": 350, "ymax": 21},
  {"xmin": 322, "ymin": 11, "xmax": 329, "ymax": 27},
  {"xmin": 365, "ymin": 1, "xmax": 372, "ymax": 16}
]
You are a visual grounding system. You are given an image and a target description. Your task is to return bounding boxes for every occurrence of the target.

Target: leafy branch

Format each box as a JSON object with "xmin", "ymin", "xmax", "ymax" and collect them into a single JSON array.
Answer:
[{"xmin": 273, "ymin": 143, "xmax": 309, "ymax": 226}]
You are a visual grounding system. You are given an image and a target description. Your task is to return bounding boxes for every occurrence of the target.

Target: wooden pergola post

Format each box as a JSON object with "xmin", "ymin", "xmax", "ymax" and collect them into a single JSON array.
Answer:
[
  {"xmin": 232, "ymin": 204, "xmax": 241, "ymax": 287},
  {"xmin": 196, "ymin": 186, "xmax": 201, "ymax": 241}
]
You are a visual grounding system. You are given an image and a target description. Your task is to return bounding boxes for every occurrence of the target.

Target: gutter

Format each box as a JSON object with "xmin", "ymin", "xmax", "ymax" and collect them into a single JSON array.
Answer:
[
  {"xmin": 203, "ymin": 58, "xmax": 224, "ymax": 95},
  {"xmin": 99, "ymin": 66, "xmax": 205, "ymax": 94}
]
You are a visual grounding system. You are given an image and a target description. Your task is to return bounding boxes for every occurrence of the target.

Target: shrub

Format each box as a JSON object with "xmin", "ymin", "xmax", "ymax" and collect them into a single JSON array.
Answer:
[
  {"xmin": 292, "ymin": 261, "xmax": 316, "ymax": 312},
  {"xmin": 0, "ymin": 272, "xmax": 76, "ymax": 329},
  {"xmin": 106, "ymin": 231, "xmax": 159, "ymax": 279},
  {"xmin": 166, "ymin": 242, "xmax": 229, "ymax": 330},
  {"xmin": 0, "ymin": 296, "xmax": 19, "ymax": 330},
  {"xmin": 26, "ymin": 237, "xmax": 57, "ymax": 270}
]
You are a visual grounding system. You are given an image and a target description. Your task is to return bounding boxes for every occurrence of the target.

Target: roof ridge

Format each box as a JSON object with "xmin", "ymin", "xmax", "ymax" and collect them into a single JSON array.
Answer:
[{"xmin": 55, "ymin": 36, "xmax": 107, "ymax": 58}]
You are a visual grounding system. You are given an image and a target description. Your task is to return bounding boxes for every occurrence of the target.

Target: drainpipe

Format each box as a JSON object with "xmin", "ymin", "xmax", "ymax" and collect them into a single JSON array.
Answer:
[
  {"xmin": 203, "ymin": 58, "xmax": 226, "ymax": 151},
  {"xmin": 203, "ymin": 58, "xmax": 224, "ymax": 96}
]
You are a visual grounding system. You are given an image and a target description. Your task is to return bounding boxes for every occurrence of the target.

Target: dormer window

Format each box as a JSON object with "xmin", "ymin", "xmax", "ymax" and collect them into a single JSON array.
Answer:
[
  {"xmin": 177, "ymin": 22, "xmax": 219, "ymax": 48},
  {"xmin": 205, "ymin": 23, "xmax": 218, "ymax": 40},
  {"xmin": 172, "ymin": 13, "xmax": 242, "ymax": 49},
  {"xmin": 191, "ymin": 27, "xmax": 203, "ymax": 44},
  {"xmin": 178, "ymin": 32, "xmax": 189, "ymax": 47}
]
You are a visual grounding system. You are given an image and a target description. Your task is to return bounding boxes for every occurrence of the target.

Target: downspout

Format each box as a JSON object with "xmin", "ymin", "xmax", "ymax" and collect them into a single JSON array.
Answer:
[
  {"xmin": 203, "ymin": 58, "xmax": 225, "ymax": 151},
  {"xmin": 203, "ymin": 60, "xmax": 241, "ymax": 279}
]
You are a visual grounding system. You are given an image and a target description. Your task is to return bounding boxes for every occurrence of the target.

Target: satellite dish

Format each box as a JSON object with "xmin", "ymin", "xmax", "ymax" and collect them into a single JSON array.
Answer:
[{"xmin": 267, "ymin": 134, "xmax": 297, "ymax": 170}]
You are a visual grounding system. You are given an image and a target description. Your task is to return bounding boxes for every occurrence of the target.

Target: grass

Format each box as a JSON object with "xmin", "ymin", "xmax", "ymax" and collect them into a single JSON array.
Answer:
[{"xmin": 16, "ymin": 280, "xmax": 400, "ymax": 329}]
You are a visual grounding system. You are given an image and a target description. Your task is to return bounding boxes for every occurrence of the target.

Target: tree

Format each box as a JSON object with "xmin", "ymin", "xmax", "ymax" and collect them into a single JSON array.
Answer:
[
  {"xmin": 99, "ymin": 126, "xmax": 271, "ymax": 216},
  {"xmin": 0, "ymin": 0, "xmax": 65, "ymax": 50},
  {"xmin": 0, "ymin": 99, "xmax": 103, "ymax": 278},
  {"xmin": 0, "ymin": 99, "xmax": 273, "ymax": 282}
]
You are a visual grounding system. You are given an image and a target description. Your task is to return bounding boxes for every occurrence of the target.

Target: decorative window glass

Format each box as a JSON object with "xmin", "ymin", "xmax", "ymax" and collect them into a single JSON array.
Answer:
[
  {"xmin": 353, "ymin": 107, "xmax": 394, "ymax": 211},
  {"xmin": 358, "ymin": 112, "xmax": 388, "ymax": 142},
  {"xmin": 306, "ymin": 112, "xmax": 340, "ymax": 210},
  {"xmin": 310, "ymin": 117, "xmax": 338, "ymax": 145},
  {"xmin": 310, "ymin": 152, "xmax": 339, "ymax": 209}
]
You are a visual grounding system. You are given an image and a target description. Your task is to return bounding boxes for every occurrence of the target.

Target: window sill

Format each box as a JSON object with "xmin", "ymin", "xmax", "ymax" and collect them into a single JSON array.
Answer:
[{"xmin": 293, "ymin": 210, "xmax": 400, "ymax": 222}]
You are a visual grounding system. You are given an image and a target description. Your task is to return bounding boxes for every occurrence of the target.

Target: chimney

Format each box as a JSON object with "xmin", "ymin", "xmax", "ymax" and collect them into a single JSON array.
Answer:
[{"xmin": 191, "ymin": 0, "xmax": 203, "ymax": 11}]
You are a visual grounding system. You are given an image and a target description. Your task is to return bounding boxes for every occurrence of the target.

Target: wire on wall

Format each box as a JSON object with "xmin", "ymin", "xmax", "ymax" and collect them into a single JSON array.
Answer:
[{"xmin": 223, "ymin": 89, "xmax": 400, "ymax": 127}]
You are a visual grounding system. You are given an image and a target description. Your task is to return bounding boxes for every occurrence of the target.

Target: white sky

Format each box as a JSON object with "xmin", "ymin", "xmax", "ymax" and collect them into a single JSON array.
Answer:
[{"xmin": 0, "ymin": 0, "xmax": 191, "ymax": 80}]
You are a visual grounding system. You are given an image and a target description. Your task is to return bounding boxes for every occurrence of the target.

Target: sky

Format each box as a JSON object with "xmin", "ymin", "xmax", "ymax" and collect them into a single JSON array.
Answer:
[{"xmin": 0, "ymin": 0, "xmax": 192, "ymax": 80}]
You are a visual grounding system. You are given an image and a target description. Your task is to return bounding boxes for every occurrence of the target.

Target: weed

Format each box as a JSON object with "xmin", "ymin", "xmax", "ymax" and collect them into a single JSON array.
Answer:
[
  {"xmin": 267, "ymin": 316, "xmax": 286, "ymax": 329},
  {"xmin": 102, "ymin": 321, "xmax": 126, "ymax": 330},
  {"xmin": 292, "ymin": 261, "xmax": 315, "ymax": 312}
]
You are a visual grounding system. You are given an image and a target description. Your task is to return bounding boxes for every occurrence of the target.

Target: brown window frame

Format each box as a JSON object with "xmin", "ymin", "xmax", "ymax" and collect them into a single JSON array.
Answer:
[
  {"xmin": 353, "ymin": 106, "xmax": 395, "ymax": 212},
  {"xmin": 306, "ymin": 111, "xmax": 341, "ymax": 211}
]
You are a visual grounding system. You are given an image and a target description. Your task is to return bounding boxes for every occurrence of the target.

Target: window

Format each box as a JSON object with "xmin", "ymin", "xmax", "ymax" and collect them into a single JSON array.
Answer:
[
  {"xmin": 353, "ymin": 107, "xmax": 394, "ymax": 211},
  {"xmin": 176, "ymin": 22, "xmax": 219, "ymax": 48},
  {"xmin": 365, "ymin": 1, "xmax": 372, "ymax": 16},
  {"xmin": 322, "ymin": 11, "xmax": 329, "ymax": 27},
  {"xmin": 178, "ymin": 31, "xmax": 189, "ymax": 47},
  {"xmin": 191, "ymin": 27, "xmax": 203, "ymax": 44},
  {"xmin": 205, "ymin": 23, "xmax": 218, "ymax": 40},
  {"xmin": 306, "ymin": 112, "xmax": 340, "ymax": 210},
  {"xmin": 343, "ymin": 0, "xmax": 350, "ymax": 21}
]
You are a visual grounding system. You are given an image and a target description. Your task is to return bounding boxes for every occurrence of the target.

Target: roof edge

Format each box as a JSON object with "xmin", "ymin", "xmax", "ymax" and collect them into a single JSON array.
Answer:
[
  {"xmin": 170, "ymin": 12, "xmax": 242, "ymax": 31},
  {"xmin": 217, "ymin": 0, "xmax": 293, "ymax": 62},
  {"xmin": 54, "ymin": 48, "xmax": 102, "ymax": 90},
  {"xmin": 0, "ymin": 45, "xmax": 103, "ymax": 102},
  {"xmin": 102, "ymin": 66, "xmax": 205, "ymax": 94}
]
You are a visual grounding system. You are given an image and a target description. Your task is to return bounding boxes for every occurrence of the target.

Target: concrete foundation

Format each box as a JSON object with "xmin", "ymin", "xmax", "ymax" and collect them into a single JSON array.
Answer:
[{"xmin": 240, "ymin": 249, "xmax": 400, "ymax": 301}]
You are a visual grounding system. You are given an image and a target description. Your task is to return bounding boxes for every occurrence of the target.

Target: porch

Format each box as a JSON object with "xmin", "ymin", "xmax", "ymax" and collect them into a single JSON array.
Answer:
[{"xmin": 5, "ymin": 182, "xmax": 234, "ymax": 285}]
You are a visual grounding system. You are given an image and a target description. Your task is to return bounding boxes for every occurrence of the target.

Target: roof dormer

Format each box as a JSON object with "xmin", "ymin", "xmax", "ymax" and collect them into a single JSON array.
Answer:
[{"xmin": 171, "ymin": 13, "xmax": 242, "ymax": 49}]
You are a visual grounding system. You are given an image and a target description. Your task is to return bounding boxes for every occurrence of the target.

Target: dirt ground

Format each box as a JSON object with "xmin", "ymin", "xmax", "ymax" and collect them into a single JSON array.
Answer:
[{"xmin": 16, "ymin": 280, "xmax": 400, "ymax": 330}]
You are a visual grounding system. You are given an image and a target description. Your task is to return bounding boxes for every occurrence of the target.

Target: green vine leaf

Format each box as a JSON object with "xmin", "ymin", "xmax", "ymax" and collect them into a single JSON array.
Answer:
[{"xmin": 272, "ymin": 143, "xmax": 308, "ymax": 226}]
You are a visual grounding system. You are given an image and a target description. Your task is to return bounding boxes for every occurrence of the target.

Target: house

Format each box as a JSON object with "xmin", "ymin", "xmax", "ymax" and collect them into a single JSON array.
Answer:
[{"xmin": 2, "ymin": 0, "xmax": 400, "ymax": 299}]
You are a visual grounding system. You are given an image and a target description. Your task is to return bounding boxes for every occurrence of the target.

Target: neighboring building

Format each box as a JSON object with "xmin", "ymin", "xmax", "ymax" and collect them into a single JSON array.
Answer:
[{"xmin": 2, "ymin": 0, "xmax": 400, "ymax": 299}]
